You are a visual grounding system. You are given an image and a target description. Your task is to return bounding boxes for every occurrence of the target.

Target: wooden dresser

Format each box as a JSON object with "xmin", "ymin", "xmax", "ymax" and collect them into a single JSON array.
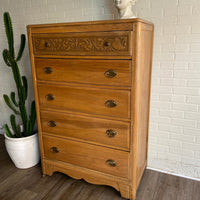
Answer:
[{"xmin": 27, "ymin": 19, "xmax": 154, "ymax": 200}]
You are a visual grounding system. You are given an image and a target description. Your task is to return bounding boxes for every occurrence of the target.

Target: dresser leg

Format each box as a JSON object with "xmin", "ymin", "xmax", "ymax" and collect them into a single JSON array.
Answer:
[
  {"xmin": 129, "ymin": 186, "xmax": 136, "ymax": 200},
  {"xmin": 42, "ymin": 174, "xmax": 46, "ymax": 178},
  {"xmin": 119, "ymin": 184, "xmax": 136, "ymax": 200},
  {"xmin": 43, "ymin": 162, "xmax": 54, "ymax": 176},
  {"xmin": 119, "ymin": 183, "xmax": 130, "ymax": 199}
]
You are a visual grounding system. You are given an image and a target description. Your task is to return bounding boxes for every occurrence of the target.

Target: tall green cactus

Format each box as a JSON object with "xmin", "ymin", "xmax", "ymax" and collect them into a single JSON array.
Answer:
[{"xmin": 2, "ymin": 12, "xmax": 36, "ymax": 138}]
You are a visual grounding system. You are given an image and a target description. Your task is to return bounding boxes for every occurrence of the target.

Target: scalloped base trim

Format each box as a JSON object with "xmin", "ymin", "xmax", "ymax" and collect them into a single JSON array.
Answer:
[{"xmin": 42, "ymin": 158, "xmax": 135, "ymax": 199}]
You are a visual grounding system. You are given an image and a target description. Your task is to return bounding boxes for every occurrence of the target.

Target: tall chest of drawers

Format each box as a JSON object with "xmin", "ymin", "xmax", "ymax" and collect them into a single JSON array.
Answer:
[{"xmin": 27, "ymin": 19, "xmax": 154, "ymax": 200}]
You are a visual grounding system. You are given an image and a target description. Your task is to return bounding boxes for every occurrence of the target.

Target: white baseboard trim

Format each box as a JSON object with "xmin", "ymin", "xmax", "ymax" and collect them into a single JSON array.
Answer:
[{"xmin": 147, "ymin": 167, "xmax": 200, "ymax": 182}]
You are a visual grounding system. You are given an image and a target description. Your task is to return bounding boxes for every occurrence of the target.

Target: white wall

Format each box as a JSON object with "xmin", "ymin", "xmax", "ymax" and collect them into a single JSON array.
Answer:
[
  {"xmin": 0, "ymin": 0, "xmax": 117, "ymax": 134},
  {"xmin": 133, "ymin": 0, "xmax": 200, "ymax": 179},
  {"xmin": 0, "ymin": 0, "xmax": 199, "ymax": 180}
]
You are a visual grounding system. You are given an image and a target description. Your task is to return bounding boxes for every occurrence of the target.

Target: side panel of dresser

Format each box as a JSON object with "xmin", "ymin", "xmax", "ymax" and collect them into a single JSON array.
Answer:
[
  {"xmin": 130, "ymin": 22, "xmax": 154, "ymax": 199},
  {"xmin": 27, "ymin": 27, "xmax": 47, "ymax": 174}
]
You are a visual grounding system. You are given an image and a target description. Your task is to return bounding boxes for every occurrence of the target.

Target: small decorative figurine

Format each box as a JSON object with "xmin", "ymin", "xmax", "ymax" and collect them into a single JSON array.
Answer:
[{"xmin": 114, "ymin": 0, "xmax": 137, "ymax": 19}]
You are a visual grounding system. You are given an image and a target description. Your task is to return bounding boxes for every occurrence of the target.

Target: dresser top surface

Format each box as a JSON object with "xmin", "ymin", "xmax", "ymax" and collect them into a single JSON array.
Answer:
[{"xmin": 27, "ymin": 18, "xmax": 153, "ymax": 29}]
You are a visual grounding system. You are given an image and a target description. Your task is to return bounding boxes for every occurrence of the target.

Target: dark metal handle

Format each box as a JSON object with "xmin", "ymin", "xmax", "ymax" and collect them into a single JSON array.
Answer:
[
  {"xmin": 45, "ymin": 42, "xmax": 50, "ymax": 48},
  {"xmin": 106, "ymin": 129, "xmax": 117, "ymax": 138},
  {"xmin": 50, "ymin": 147, "xmax": 59, "ymax": 153},
  {"xmin": 48, "ymin": 121, "xmax": 56, "ymax": 127},
  {"xmin": 104, "ymin": 41, "xmax": 110, "ymax": 47},
  {"xmin": 44, "ymin": 67, "xmax": 53, "ymax": 74},
  {"xmin": 105, "ymin": 100, "xmax": 117, "ymax": 108},
  {"xmin": 45, "ymin": 94, "xmax": 55, "ymax": 101},
  {"xmin": 106, "ymin": 159, "xmax": 117, "ymax": 167},
  {"xmin": 104, "ymin": 69, "xmax": 117, "ymax": 78}
]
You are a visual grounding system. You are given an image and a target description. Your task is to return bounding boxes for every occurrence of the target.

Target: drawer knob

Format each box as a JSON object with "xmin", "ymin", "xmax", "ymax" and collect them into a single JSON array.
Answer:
[
  {"xmin": 106, "ymin": 159, "xmax": 117, "ymax": 167},
  {"xmin": 104, "ymin": 41, "xmax": 110, "ymax": 47},
  {"xmin": 45, "ymin": 94, "xmax": 55, "ymax": 101},
  {"xmin": 105, "ymin": 100, "xmax": 117, "ymax": 108},
  {"xmin": 50, "ymin": 147, "xmax": 59, "ymax": 153},
  {"xmin": 104, "ymin": 69, "xmax": 117, "ymax": 78},
  {"xmin": 106, "ymin": 129, "xmax": 117, "ymax": 138},
  {"xmin": 44, "ymin": 67, "xmax": 53, "ymax": 74},
  {"xmin": 48, "ymin": 121, "xmax": 56, "ymax": 127}
]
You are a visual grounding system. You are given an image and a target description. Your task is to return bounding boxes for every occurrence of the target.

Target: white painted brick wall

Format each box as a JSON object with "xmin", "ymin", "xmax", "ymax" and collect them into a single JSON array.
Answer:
[
  {"xmin": 132, "ymin": 0, "xmax": 200, "ymax": 179},
  {"xmin": 0, "ymin": 0, "xmax": 199, "ymax": 180},
  {"xmin": 0, "ymin": 0, "xmax": 117, "ymax": 133}
]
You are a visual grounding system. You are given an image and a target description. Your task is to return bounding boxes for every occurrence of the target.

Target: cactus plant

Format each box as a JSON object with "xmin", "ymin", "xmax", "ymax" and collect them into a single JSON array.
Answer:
[{"xmin": 2, "ymin": 12, "xmax": 36, "ymax": 138}]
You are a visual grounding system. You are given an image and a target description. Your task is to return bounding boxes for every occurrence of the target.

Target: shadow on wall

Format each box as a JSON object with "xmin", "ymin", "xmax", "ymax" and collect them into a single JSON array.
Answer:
[{"xmin": 0, "ymin": 126, "xmax": 4, "ymax": 135}]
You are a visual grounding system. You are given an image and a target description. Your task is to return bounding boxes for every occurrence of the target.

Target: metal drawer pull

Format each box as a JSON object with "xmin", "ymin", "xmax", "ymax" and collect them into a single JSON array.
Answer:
[
  {"xmin": 104, "ymin": 69, "xmax": 117, "ymax": 78},
  {"xmin": 105, "ymin": 100, "xmax": 117, "ymax": 108},
  {"xmin": 44, "ymin": 67, "xmax": 53, "ymax": 74},
  {"xmin": 45, "ymin": 42, "xmax": 50, "ymax": 48},
  {"xmin": 106, "ymin": 129, "xmax": 117, "ymax": 138},
  {"xmin": 45, "ymin": 94, "xmax": 55, "ymax": 101},
  {"xmin": 50, "ymin": 147, "xmax": 59, "ymax": 153},
  {"xmin": 104, "ymin": 41, "xmax": 110, "ymax": 47},
  {"xmin": 48, "ymin": 121, "xmax": 56, "ymax": 127},
  {"xmin": 106, "ymin": 159, "xmax": 117, "ymax": 167}
]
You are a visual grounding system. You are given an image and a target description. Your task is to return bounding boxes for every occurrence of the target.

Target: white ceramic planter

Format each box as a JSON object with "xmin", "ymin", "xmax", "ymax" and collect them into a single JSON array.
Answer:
[{"xmin": 4, "ymin": 133, "xmax": 40, "ymax": 169}]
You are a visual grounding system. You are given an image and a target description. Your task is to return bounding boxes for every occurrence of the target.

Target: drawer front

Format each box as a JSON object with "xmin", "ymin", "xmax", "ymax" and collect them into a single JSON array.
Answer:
[
  {"xmin": 43, "ymin": 135, "xmax": 129, "ymax": 178},
  {"xmin": 38, "ymin": 84, "xmax": 130, "ymax": 118},
  {"xmin": 41, "ymin": 110, "xmax": 130, "ymax": 149},
  {"xmin": 35, "ymin": 58, "xmax": 131, "ymax": 86},
  {"xmin": 32, "ymin": 31, "xmax": 132, "ymax": 56}
]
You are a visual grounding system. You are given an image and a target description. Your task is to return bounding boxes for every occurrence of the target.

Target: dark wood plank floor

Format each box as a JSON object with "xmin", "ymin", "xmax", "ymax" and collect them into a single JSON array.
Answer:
[{"xmin": 0, "ymin": 135, "xmax": 200, "ymax": 200}]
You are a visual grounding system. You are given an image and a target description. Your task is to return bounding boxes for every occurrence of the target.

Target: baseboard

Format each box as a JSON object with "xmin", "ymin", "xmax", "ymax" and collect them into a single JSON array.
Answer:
[{"xmin": 147, "ymin": 167, "xmax": 200, "ymax": 182}]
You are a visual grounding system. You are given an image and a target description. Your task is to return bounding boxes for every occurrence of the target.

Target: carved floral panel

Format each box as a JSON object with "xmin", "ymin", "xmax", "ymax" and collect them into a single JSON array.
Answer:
[{"xmin": 32, "ymin": 31, "xmax": 131, "ymax": 56}]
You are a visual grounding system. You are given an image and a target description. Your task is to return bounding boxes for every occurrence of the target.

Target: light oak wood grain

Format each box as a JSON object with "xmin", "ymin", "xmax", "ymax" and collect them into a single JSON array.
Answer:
[
  {"xmin": 37, "ymin": 80, "xmax": 131, "ymax": 90},
  {"xmin": 40, "ymin": 110, "xmax": 130, "ymax": 150},
  {"xmin": 27, "ymin": 18, "xmax": 153, "ymax": 34},
  {"xmin": 40, "ymin": 107, "xmax": 131, "ymax": 122},
  {"xmin": 27, "ymin": 18, "xmax": 154, "ymax": 200},
  {"xmin": 37, "ymin": 83, "xmax": 130, "ymax": 119},
  {"xmin": 35, "ymin": 55, "xmax": 132, "ymax": 60},
  {"xmin": 130, "ymin": 22, "xmax": 154, "ymax": 200},
  {"xmin": 43, "ymin": 135, "xmax": 129, "ymax": 178},
  {"xmin": 27, "ymin": 26, "xmax": 47, "ymax": 175},
  {"xmin": 35, "ymin": 58, "xmax": 131, "ymax": 86},
  {"xmin": 32, "ymin": 31, "xmax": 132, "ymax": 56}
]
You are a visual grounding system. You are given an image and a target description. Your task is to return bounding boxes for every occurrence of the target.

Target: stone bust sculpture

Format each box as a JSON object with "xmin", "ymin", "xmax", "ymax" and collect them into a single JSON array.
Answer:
[{"xmin": 114, "ymin": 0, "xmax": 137, "ymax": 19}]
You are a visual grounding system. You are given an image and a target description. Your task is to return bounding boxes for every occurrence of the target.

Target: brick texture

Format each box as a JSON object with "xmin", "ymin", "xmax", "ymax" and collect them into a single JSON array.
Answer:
[
  {"xmin": 132, "ymin": 0, "xmax": 200, "ymax": 179},
  {"xmin": 0, "ymin": 0, "xmax": 199, "ymax": 179}
]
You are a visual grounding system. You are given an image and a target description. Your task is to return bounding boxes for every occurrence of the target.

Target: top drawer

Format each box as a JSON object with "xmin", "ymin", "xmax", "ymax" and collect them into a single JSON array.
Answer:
[{"xmin": 32, "ymin": 31, "xmax": 132, "ymax": 56}]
